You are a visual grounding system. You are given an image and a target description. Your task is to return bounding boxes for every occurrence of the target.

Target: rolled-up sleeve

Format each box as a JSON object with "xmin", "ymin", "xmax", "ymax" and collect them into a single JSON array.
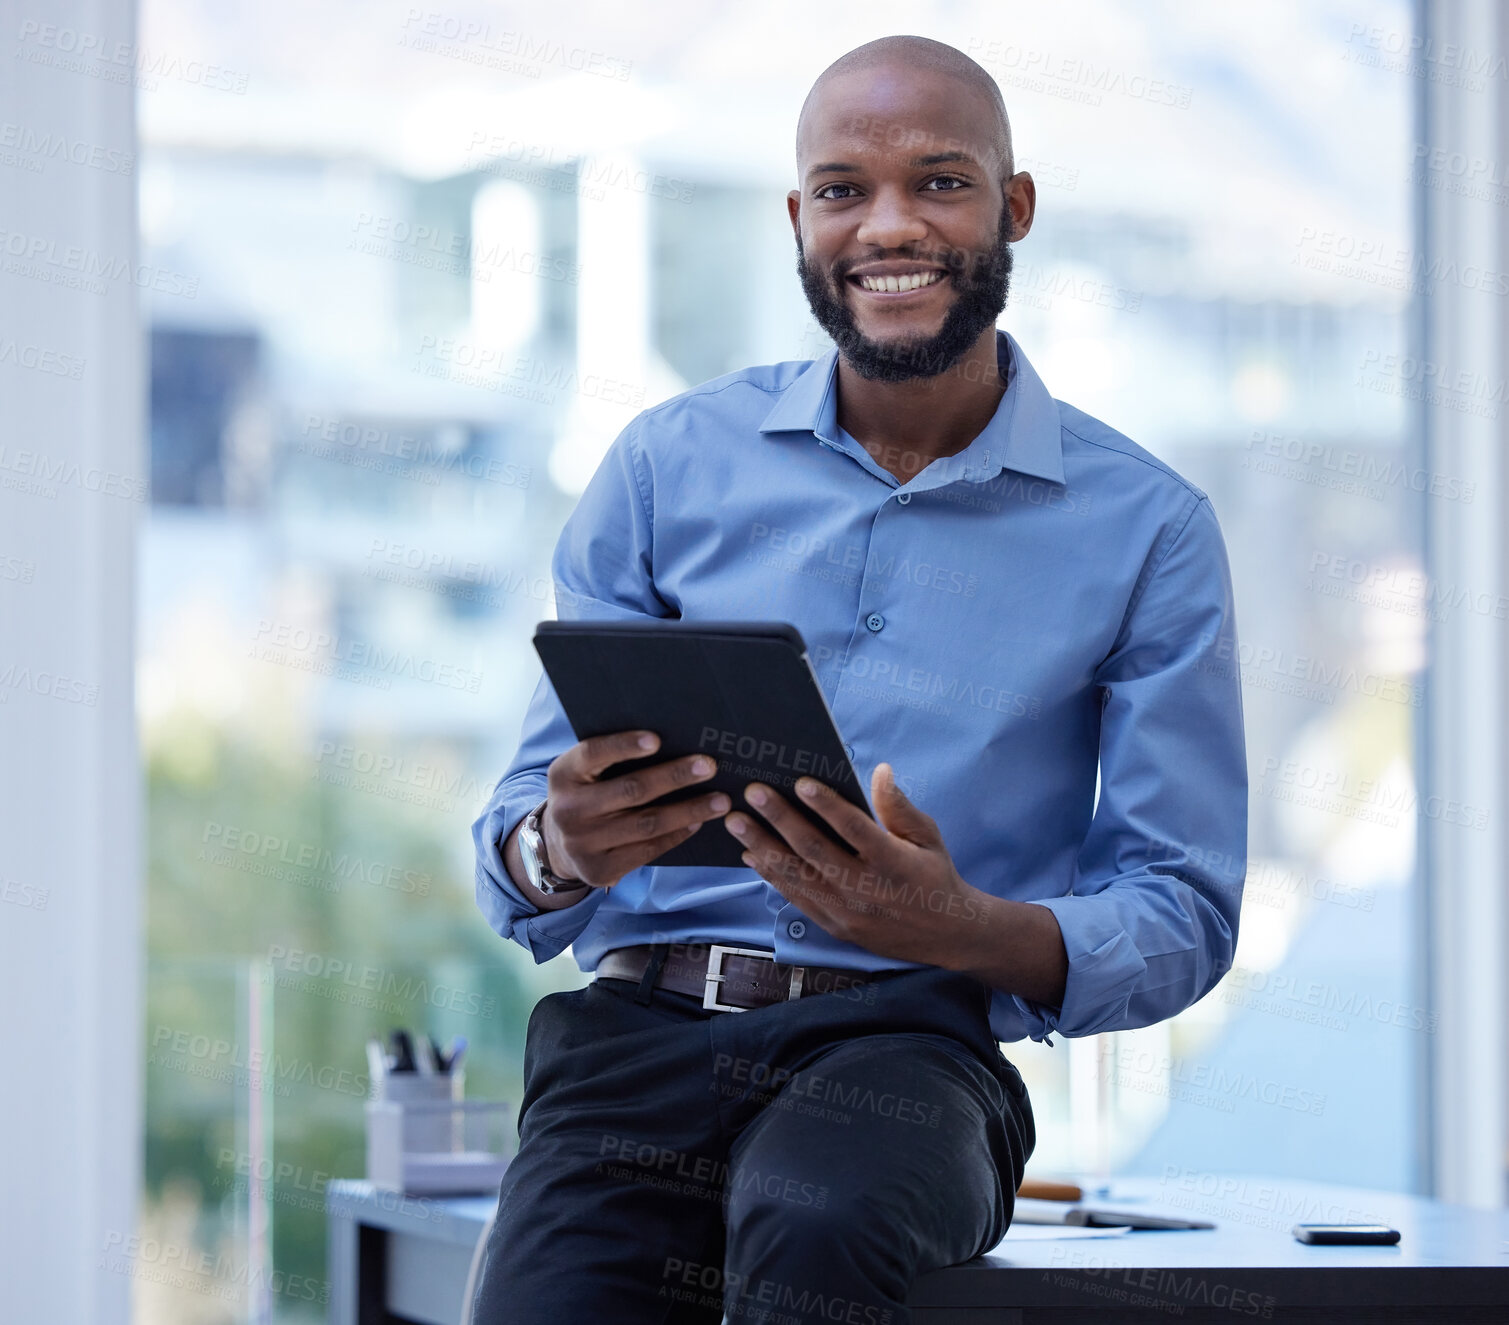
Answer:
[
  {"xmin": 997, "ymin": 495, "xmax": 1248, "ymax": 1043},
  {"xmin": 471, "ymin": 414, "xmax": 674, "ymax": 962}
]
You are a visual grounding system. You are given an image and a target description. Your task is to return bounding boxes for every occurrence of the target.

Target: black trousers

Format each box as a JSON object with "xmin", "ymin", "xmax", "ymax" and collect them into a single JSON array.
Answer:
[{"xmin": 471, "ymin": 958, "xmax": 1037, "ymax": 1325}]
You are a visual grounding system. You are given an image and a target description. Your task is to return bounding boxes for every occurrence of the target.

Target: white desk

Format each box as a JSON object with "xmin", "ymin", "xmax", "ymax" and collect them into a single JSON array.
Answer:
[{"xmin": 327, "ymin": 1171, "xmax": 1509, "ymax": 1323}]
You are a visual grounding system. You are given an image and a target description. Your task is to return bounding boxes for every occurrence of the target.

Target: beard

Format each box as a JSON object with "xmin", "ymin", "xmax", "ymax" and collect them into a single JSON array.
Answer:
[{"xmin": 795, "ymin": 203, "xmax": 1014, "ymax": 383}]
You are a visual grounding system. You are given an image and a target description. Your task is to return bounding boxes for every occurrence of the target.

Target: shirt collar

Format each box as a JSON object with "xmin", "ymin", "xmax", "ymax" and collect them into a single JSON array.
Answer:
[{"xmin": 758, "ymin": 329, "xmax": 1065, "ymax": 488}]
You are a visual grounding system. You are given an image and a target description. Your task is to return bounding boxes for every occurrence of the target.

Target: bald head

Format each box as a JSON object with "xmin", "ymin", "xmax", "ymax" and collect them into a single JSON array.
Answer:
[{"xmin": 796, "ymin": 35, "xmax": 1013, "ymax": 185}]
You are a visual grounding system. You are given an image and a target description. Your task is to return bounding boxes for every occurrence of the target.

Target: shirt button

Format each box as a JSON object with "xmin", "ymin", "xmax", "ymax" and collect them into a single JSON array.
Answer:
[
  {"xmin": 896, "ymin": 492, "xmax": 911, "ymax": 505},
  {"xmin": 865, "ymin": 612, "xmax": 885, "ymax": 633},
  {"xmin": 787, "ymin": 920, "xmax": 807, "ymax": 939},
  {"xmin": 843, "ymin": 743, "xmax": 855, "ymax": 760}
]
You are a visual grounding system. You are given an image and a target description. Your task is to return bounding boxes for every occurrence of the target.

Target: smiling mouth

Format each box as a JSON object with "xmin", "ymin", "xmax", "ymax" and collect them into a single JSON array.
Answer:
[{"xmin": 847, "ymin": 269, "xmax": 949, "ymax": 295}]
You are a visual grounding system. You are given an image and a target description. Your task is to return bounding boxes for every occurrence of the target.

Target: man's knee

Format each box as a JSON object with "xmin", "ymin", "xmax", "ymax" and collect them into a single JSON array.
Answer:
[{"xmin": 724, "ymin": 1175, "xmax": 903, "ymax": 1266}]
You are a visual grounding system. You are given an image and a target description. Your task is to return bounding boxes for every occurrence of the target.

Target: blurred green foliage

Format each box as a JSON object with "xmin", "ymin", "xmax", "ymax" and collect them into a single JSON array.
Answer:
[{"xmin": 143, "ymin": 708, "xmax": 578, "ymax": 1315}]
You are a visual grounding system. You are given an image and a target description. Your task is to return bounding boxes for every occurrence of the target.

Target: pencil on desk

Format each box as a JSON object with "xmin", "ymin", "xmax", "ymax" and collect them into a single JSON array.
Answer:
[{"xmin": 1017, "ymin": 1178, "xmax": 1082, "ymax": 1201}]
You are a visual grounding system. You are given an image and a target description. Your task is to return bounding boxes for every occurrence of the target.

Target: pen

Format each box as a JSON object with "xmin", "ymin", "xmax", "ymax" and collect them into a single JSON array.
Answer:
[
  {"xmin": 414, "ymin": 1033, "xmax": 438, "ymax": 1076},
  {"xmin": 1066, "ymin": 1208, "xmax": 1215, "ymax": 1231},
  {"xmin": 390, "ymin": 1029, "xmax": 417, "ymax": 1073},
  {"xmin": 1018, "ymin": 1179, "xmax": 1082, "ymax": 1201},
  {"xmin": 445, "ymin": 1035, "xmax": 468, "ymax": 1074}
]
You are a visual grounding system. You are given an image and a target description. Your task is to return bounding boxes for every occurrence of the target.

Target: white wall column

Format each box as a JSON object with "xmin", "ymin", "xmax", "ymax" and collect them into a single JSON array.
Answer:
[
  {"xmin": 0, "ymin": 1, "xmax": 144, "ymax": 1317},
  {"xmin": 553, "ymin": 149, "xmax": 653, "ymax": 494},
  {"xmin": 1416, "ymin": 0, "xmax": 1509, "ymax": 1207}
]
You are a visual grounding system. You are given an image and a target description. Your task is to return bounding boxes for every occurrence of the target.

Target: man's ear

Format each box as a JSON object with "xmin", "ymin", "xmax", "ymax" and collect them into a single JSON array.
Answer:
[
  {"xmin": 1004, "ymin": 171, "xmax": 1037, "ymax": 242},
  {"xmin": 787, "ymin": 190, "xmax": 801, "ymax": 239}
]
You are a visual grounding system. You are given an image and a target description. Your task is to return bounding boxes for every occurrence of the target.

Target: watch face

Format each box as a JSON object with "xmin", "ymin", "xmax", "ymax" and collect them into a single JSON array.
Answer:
[{"xmin": 520, "ymin": 821, "xmax": 545, "ymax": 890}]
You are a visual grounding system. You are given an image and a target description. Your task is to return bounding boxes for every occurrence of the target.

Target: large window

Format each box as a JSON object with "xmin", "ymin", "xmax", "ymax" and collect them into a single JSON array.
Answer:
[{"xmin": 138, "ymin": 2, "xmax": 1421, "ymax": 1318}]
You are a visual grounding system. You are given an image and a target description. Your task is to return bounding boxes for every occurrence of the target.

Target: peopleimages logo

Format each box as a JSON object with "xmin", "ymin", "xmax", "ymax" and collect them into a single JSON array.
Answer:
[
  {"xmin": 1222, "ymin": 968, "xmax": 1438, "ymax": 1034},
  {"xmin": 0, "ymin": 337, "xmax": 87, "ymax": 377},
  {"xmin": 0, "ymin": 227, "xmax": 200, "ymax": 296},
  {"xmin": 200, "ymin": 820, "xmax": 434, "ymax": 895},
  {"xmin": 596, "ymin": 1134, "xmax": 829, "ymax": 1208},
  {"xmin": 250, "ymin": 619, "xmax": 483, "ymax": 692},
  {"xmin": 267, "ymin": 946, "xmax": 496, "ymax": 1019},
  {"xmin": 1245, "ymin": 426, "xmax": 1479, "ymax": 501},
  {"xmin": 697, "ymin": 726, "xmax": 851, "ymax": 783},
  {"xmin": 147, "ymin": 1025, "xmax": 368, "ymax": 1098},
  {"xmin": 1109, "ymin": 1046, "xmax": 1326, "ymax": 1116},
  {"xmin": 398, "ymin": 10, "xmax": 633, "ymax": 83},
  {"xmin": 99, "ymin": 1231, "xmax": 324, "ymax": 1305}
]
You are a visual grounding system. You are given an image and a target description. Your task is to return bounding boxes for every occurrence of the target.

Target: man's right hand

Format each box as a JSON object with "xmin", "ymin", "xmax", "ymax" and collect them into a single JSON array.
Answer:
[{"xmin": 535, "ymin": 730, "xmax": 730, "ymax": 893}]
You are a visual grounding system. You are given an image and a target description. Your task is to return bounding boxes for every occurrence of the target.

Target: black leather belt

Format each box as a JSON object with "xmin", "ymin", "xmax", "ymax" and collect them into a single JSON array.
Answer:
[{"xmin": 595, "ymin": 941, "xmax": 903, "ymax": 1012}]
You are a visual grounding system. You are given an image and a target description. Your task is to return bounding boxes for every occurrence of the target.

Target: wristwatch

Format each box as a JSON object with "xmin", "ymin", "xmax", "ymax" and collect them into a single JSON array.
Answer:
[{"xmin": 517, "ymin": 801, "xmax": 589, "ymax": 895}]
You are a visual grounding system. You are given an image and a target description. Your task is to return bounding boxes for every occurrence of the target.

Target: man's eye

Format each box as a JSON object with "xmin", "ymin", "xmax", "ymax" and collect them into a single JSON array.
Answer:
[
  {"xmin": 816, "ymin": 183, "xmax": 858, "ymax": 200},
  {"xmin": 925, "ymin": 176, "xmax": 968, "ymax": 191}
]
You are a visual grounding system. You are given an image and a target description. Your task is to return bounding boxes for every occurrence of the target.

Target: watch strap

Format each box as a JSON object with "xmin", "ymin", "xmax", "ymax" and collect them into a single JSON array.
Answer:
[{"xmin": 525, "ymin": 801, "xmax": 589, "ymax": 894}]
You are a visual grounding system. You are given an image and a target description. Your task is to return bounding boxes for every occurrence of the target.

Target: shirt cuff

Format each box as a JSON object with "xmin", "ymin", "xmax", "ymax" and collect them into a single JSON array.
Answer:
[
  {"xmin": 472, "ymin": 781, "xmax": 607, "ymax": 964},
  {"xmin": 1001, "ymin": 896, "xmax": 1150, "ymax": 1042}
]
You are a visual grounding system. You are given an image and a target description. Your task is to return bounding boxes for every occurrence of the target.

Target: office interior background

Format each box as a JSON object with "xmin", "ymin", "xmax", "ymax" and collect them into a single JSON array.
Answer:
[{"xmin": 3, "ymin": 0, "xmax": 1507, "ymax": 1320}]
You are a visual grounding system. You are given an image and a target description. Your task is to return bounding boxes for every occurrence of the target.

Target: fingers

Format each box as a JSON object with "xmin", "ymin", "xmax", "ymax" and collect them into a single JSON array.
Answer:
[
  {"xmin": 726, "ymin": 810, "xmax": 847, "ymax": 918},
  {"xmin": 599, "ymin": 753, "xmax": 721, "ymax": 814},
  {"xmin": 870, "ymin": 764, "xmax": 942, "ymax": 846},
  {"xmin": 735, "ymin": 783, "xmax": 860, "ymax": 869},
  {"xmin": 557, "ymin": 783, "xmax": 730, "ymax": 857},
  {"xmin": 593, "ymin": 820, "xmax": 709, "ymax": 886},
  {"xmin": 725, "ymin": 812, "xmax": 801, "ymax": 876},
  {"xmin": 608, "ymin": 787, "xmax": 733, "ymax": 846},
  {"xmin": 569, "ymin": 729, "xmax": 664, "ymax": 782},
  {"xmin": 544, "ymin": 731, "xmax": 738, "ymax": 885},
  {"xmin": 790, "ymin": 777, "xmax": 881, "ymax": 853},
  {"xmin": 561, "ymin": 732, "xmax": 718, "ymax": 811},
  {"xmin": 544, "ymin": 788, "xmax": 732, "ymax": 888}
]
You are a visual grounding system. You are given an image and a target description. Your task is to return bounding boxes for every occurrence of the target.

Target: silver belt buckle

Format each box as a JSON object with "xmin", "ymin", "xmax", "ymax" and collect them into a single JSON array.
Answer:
[{"xmin": 703, "ymin": 944, "xmax": 804, "ymax": 1012}]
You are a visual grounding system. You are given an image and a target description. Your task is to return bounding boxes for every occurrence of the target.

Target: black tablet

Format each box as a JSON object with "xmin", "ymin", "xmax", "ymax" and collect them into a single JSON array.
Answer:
[{"xmin": 533, "ymin": 619, "xmax": 873, "ymax": 868}]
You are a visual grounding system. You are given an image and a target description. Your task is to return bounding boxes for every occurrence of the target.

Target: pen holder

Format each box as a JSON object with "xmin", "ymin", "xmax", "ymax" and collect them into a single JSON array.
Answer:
[
  {"xmin": 373, "ymin": 1070, "xmax": 465, "ymax": 1149},
  {"xmin": 365, "ymin": 1072, "xmax": 514, "ymax": 1195}
]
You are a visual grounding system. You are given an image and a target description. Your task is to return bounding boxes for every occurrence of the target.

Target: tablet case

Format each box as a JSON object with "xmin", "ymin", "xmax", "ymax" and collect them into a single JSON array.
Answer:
[{"xmin": 533, "ymin": 619, "xmax": 873, "ymax": 868}]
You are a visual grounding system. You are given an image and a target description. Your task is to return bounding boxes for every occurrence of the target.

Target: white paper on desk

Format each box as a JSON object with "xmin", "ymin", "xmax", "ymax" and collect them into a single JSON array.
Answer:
[
  {"xmin": 1011, "ymin": 1197, "xmax": 1092, "ymax": 1224},
  {"xmin": 996, "ymin": 1224, "xmax": 1134, "ymax": 1242}
]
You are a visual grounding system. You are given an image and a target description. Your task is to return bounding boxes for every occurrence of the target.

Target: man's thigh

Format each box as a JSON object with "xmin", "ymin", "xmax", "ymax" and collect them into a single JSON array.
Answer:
[
  {"xmin": 719, "ymin": 1031, "xmax": 1029, "ymax": 1322},
  {"xmin": 471, "ymin": 981, "xmax": 730, "ymax": 1324}
]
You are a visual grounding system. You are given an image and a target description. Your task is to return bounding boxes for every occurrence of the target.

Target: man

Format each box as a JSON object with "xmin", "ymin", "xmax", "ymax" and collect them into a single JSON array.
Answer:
[{"xmin": 470, "ymin": 34, "xmax": 1247, "ymax": 1325}]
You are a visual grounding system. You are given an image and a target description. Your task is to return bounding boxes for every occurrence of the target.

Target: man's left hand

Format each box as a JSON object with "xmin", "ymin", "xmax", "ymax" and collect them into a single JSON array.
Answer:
[{"xmin": 723, "ymin": 763, "xmax": 990, "ymax": 965}]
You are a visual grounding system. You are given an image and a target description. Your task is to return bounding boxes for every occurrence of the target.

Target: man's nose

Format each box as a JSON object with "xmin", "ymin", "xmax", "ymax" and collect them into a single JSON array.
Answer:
[{"xmin": 854, "ymin": 187, "xmax": 929, "ymax": 249}]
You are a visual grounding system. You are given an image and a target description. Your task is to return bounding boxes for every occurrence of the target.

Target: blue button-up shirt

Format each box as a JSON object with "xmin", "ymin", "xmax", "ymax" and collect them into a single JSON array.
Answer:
[{"xmin": 472, "ymin": 329, "xmax": 1247, "ymax": 1044}]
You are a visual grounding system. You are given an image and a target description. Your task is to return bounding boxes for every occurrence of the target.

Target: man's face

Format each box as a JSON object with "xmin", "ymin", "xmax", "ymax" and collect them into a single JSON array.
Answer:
[{"xmin": 789, "ymin": 68, "xmax": 1023, "ymax": 383}]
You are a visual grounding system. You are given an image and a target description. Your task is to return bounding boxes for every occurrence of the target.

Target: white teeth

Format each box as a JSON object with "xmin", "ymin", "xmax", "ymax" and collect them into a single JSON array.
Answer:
[{"xmin": 856, "ymin": 270, "xmax": 943, "ymax": 293}]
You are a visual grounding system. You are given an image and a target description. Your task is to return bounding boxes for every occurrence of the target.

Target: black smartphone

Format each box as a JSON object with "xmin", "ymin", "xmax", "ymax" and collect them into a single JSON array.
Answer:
[{"xmin": 1292, "ymin": 1224, "xmax": 1401, "ymax": 1245}]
